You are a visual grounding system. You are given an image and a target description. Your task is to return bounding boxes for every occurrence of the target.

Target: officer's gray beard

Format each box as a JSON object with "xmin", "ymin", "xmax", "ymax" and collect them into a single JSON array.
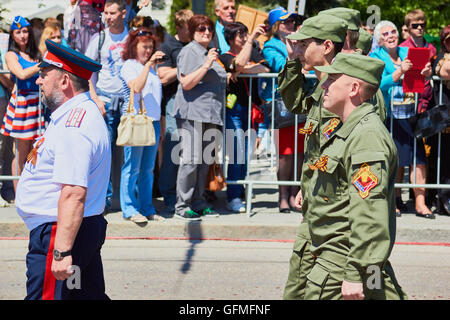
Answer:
[{"xmin": 42, "ymin": 89, "xmax": 65, "ymax": 113}]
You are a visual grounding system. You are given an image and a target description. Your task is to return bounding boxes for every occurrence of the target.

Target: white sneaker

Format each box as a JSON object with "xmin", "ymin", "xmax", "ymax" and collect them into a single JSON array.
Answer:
[
  {"xmin": 0, "ymin": 196, "xmax": 9, "ymax": 207},
  {"xmin": 227, "ymin": 198, "xmax": 246, "ymax": 213}
]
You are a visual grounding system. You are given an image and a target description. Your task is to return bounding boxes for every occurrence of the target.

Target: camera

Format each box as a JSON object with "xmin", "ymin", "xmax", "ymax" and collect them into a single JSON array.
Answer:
[
  {"xmin": 263, "ymin": 25, "xmax": 270, "ymax": 32},
  {"xmin": 155, "ymin": 56, "xmax": 167, "ymax": 63}
]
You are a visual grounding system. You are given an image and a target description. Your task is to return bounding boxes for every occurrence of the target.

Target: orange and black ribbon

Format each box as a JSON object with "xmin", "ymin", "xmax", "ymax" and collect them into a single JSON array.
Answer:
[
  {"xmin": 308, "ymin": 155, "xmax": 328, "ymax": 172},
  {"xmin": 26, "ymin": 138, "xmax": 45, "ymax": 166},
  {"xmin": 299, "ymin": 122, "xmax": 313, "ymax": 135}
]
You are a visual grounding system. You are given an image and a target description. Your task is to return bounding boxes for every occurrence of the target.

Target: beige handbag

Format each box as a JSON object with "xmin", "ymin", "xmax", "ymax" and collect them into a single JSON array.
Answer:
[{"xmin": 116, "ymin": 86, "xmax": 156, "ymax": 147}]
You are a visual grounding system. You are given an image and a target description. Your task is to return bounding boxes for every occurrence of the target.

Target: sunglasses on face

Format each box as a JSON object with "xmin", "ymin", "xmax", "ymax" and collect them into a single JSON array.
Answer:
[
  {"xmin": 281, "ymin": 19, "xmax": 299, "ymax": 27},
  {"xmin": 411, "ymin": 23, "xmax": 426, "ymax": 29},
  {"xmin": 236, "ymin": 30, "xmax": 248, "ymax": 38},
  {"xmin": 137, "ymin": 30, "xmax": 152, "ymax": 37},
  {"xmin": 197, "ymin": 26, "xmax": 213, "ymax": 33},
  {"xmin": 382, "ymin": 29, "xmax": 397, "ymax": 37}
]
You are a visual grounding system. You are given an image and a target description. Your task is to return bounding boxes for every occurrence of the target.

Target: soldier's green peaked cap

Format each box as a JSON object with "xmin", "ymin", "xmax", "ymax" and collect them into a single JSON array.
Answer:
[
  {"xmin": 286, "ymin": 15, "xmax": 347, "ymax": 43},
  {"xmin": 318, "ymin": 7, "xmax": 361, "ymax": 31},
  {"xmin": 355, "ymin": 28, "xmax": 373, "ymax": 55},
  {"xmin": 314, "ymin": 53, "xmax": 385, "ymax": 86}
]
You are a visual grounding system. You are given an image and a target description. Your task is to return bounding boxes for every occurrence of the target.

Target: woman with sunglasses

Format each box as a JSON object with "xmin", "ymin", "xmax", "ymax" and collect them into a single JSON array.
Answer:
[
  {"xmin": 370, "ymin": 21, "xmax": 434, "ymax": 219},
  {"xmin": 0, "ymin": 16, "xmax": 43, "ymax": 191},
  {"xmin": 172, "ymin": 15, "xmax": 227, "ymax": 220},
  {"xmin": 119, "ymin": 27, "xmax": 166, "ymax": 223}
]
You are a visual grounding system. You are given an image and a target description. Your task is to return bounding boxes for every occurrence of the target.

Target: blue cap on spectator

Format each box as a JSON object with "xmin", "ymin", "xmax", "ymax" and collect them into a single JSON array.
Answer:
[
  {"xmin": 10, "ymin": 16, "xmax": 30, "ymax": 31},
  {"xmin": 39, "ymin": 39, "xmax": 101, "ymax": 80},
  {"xmin": 268, "ymin": 6, "xmax": 297, "ymax": 27}
]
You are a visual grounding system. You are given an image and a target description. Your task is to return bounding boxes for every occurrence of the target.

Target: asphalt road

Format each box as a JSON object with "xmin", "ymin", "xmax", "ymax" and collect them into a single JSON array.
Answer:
[{"xmin": 0, "ymin": 239, "xmax": 449, "ymax": 300}]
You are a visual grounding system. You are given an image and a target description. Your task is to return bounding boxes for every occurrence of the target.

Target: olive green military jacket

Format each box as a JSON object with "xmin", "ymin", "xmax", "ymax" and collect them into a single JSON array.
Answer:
[
  {"xmin": 278, "ymin": 58, "xmax": 387, "ymax": 222},
  {"xmin": 307, "ymin": 102, "xmax": 398, "ymax": 283},
  {"xmin": 278, "ymin": 59, "xmax": 341, "ymax": 220}
]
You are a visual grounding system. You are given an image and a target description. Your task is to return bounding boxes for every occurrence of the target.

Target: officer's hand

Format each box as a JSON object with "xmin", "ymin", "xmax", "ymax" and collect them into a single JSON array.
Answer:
[
  {"xmin": 52, "ymin": 256, "xmax": 74, "ymax": 281},
  {"xmin": 341, "ymin": 280, "xmax": 365, "ymax": 300},
  {"xmin": 294, "ymin": 189, "xmax": 303, "ymax": 210},
  {"xmin": 286, "ymin": 39, "xmax": 299, "ymax": 60}
]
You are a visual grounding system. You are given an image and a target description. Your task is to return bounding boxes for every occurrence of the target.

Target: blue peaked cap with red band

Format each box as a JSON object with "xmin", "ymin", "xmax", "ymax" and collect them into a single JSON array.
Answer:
[{"xmin": 39, "ymin": 39, "xmax": 102, "ymax": 80}]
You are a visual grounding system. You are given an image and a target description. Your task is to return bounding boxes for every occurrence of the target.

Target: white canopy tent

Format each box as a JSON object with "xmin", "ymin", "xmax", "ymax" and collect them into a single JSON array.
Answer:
[{"xmin": 0, "ymin": 0, "xmax": 71, "ymax": 23}]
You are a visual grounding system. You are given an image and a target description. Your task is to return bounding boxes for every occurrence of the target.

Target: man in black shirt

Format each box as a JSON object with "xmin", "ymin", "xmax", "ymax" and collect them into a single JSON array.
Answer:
[{"xmin": 157, "ymin": 9, "xmax": 193, "ymax": 214}]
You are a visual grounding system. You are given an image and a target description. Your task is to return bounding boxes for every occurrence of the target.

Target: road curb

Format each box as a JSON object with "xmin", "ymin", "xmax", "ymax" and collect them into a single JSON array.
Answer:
[{"xmin": 1, "ymin": 220, "xmax": 449, "ymax": 243}]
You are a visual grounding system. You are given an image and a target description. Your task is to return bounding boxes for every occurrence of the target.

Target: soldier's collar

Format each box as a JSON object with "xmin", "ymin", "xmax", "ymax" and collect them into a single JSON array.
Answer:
[
  {"xmin": 306, "ymin": 75, "xmax": 326, "ymax": 103},
  {"xmin": 312, "ymin": 78, "xmax": 325, "ymax": 101},
  {"xmin": 335, "ymin": 102, "xmax": 377, "ymax": 139},
  {"xmin": 50, "ymin": 92, "xmax": 90, "ymax": 123}
]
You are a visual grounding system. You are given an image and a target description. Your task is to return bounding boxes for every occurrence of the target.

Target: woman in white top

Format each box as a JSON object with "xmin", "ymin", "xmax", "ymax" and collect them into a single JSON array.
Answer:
[{"xmin": 119, "ymin": 27, "xmax": 165, "ymax": 223}]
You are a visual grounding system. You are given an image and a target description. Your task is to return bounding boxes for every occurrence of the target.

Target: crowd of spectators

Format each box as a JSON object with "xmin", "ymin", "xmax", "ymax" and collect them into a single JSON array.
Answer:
[{"xmin": 0, "ymin": 0, "xmax": 448, "ymax": 220}]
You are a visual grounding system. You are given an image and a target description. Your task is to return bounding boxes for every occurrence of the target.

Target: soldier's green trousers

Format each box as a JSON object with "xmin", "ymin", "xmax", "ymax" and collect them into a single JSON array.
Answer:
[
  {"xmin": 283, "ymin": 223, "xmax": 407, "ymax": 300},
  {"xmin": 283, "ymin": 222, "xmax": 314, "ymax": 300},
  {"xmin": 303, "ymin": 257, "xmax": 408, "ymax": 300}
]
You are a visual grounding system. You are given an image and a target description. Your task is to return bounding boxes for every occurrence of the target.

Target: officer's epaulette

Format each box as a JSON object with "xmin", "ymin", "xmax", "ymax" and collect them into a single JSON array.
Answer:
[{"xmin": 65, "ymin": 107, "xmax": 86, "ymax": 128}]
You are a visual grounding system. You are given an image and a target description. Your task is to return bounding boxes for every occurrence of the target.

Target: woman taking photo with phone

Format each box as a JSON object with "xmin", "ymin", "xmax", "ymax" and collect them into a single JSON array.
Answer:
[
  {"xmin": 119, "ymin": 27, "xmax": 166, "ymax": 223},
  {"xmin": 172, "ymin": 14, "xmax": 227, "ymax": 220}
]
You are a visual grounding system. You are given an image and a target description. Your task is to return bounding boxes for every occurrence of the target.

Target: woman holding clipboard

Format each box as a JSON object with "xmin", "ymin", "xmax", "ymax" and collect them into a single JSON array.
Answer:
[{"xmin": 370, "ymin": 20, "xmax": 434, "ymax": 219}]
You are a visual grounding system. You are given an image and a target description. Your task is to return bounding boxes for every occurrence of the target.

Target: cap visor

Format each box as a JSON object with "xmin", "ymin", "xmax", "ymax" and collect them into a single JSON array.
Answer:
[
  {"xmin": 280, "ymin": 12, "xmax": 297, "ymax": 20},
  {"xmin": 38, "ymin": 61, "xmax": 51, "ymax": 68},
  {"xmin": 286, "ymin": 31, "xmax": 311, "ymax": 41},
  {"xmin": 314, "ymin": 65, "xmax": 341, "ymax": 74}
]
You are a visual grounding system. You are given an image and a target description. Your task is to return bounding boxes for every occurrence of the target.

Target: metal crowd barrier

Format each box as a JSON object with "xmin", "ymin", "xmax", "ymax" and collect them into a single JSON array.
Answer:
[
  {"xmin": 225, "ymin": 73, "xmax": 449, "ymax": 217},
  {"xmin": 0, "ymin": 70, "xmax": 448, "ymax": 217}
]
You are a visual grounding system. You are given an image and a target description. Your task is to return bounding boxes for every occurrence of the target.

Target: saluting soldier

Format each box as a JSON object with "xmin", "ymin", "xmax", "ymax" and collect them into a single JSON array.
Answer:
[
  {"xmin": 278, "ymin": 14, "xmax": 348, "ymax": 300},
  {"xmin": 319, "ymin": 7, "xmax": 387, "ymax": 122},
  {"xmin": 306, "ymin": 53, "xmax": 406, "ymax": 300},
  {"xmin": 16, "ymin": 39, "xmax": 111, "ymax": 300}
]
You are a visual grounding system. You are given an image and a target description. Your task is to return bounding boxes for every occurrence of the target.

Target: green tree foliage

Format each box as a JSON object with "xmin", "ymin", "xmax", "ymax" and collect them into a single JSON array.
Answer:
[
  {"xmin": 342, "ymin": 0, "xmax": 449, "ymax": 36},
  {"xmin": 167, "ymin": 0, "xmax": 342, "ymax": 35}
]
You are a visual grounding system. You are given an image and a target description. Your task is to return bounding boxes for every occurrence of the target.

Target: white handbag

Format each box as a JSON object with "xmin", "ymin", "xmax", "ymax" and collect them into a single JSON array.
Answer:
[{"xmin": 116, "ymin": 86, "xmax": 156, "ymax": 147}]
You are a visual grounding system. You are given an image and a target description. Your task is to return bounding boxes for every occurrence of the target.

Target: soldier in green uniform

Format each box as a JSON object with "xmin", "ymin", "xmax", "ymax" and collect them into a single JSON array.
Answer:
[
  {"xmin": 318, "ymin": 7, "xmax": 361, "ymax": 54},
  {"xmin": 319, "ymin": 7, "xmax": 387, "ymax": 122},
  {"xmin": 356, "ymin": 27, "xmax": 373, "ymax": 55},
  {"xmin": 279, "ymin": 15, "xmax": 348, "ymax": 300},
  {"xmin": 306, "ymin": 53, "xmax": 406, "ymax": 300}
]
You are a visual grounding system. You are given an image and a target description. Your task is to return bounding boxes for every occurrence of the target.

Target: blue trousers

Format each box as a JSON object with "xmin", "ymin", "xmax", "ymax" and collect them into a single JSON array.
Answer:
[
  {"xmin": 97, "ymin": 90, "xmax": 123, "ymax": 209},
  {"xmin": 25, "ymin": 215, "xmax": 109, "ymax": 300},
  {"xmin": 226, "ymin": 103, "xmax": 250, "ymax": 201},
  {"xmin": 120, "ymin": 121, "xmax": 161, "ymax": 218},
  {"xmin": 159, "ymin": 97, "xmax": 179, "ymax": 208}
]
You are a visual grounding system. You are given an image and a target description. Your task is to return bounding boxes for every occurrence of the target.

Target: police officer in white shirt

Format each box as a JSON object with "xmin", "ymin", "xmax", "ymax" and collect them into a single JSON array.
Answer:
[{"xmin": 16, "ymin": 39, "xmax": 111, "ymax": 300}]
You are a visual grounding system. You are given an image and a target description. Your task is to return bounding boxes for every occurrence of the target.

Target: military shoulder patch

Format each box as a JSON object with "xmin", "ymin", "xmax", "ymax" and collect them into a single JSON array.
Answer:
[
  {"xmin": 323, "ymin": 118, "xmax": 340, "ymax": 140},
  {"xmin": 352, "ymin": 163, "xmax": 378, "ymax": 199},
  {"xmin": 65, "ymin": 108, "xmax": 86, "ymax": 128}
]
